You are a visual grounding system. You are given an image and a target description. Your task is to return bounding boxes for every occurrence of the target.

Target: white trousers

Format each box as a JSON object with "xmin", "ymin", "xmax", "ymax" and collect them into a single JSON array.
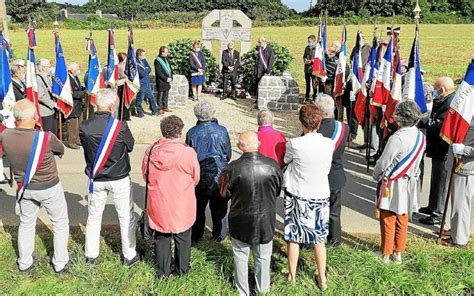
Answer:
[
  {"xmin": 450, "ymin": 174, "xmax": 473, "ymax": 245},
  {"xmin": 85, "ymin": 176, "xmax": 137, "ymax": 260},
  {"xmin": 18, "ymin": 182, "xmax": 70, "ymax": 272}
]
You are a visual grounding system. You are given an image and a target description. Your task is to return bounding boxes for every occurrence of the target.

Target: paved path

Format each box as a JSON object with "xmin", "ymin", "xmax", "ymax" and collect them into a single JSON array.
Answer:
[{"xmin": 0, "ymin": 95, "xmax": 472, "ymax": 237}]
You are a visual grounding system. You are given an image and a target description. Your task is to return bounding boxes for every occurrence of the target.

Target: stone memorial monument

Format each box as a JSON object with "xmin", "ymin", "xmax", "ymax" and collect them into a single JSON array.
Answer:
[{"xmin": 202, "ymin": 9, "xmax": 252, "ymax": 64}]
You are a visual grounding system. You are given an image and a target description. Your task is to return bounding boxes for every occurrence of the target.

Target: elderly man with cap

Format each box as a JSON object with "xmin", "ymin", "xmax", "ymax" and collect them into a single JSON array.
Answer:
[
  {"xmin": 80, "ymin": 88, "xmax": 139, "ymax": 266},
  {"xmin": 418, "ymin": 77, "xmax": 456, "ymax": 225},
  {"xmin": 219, "ymin": 131, "xmax": 283, "ymax": 296},
  {"xmin": 65, "ymin": 62, "xmax": 86, "ymax": 150},
  {"xmin": 315, "ymin": 94, "xmax": 349, "ymax": 246},
  {"xmin": 0, "ymin": 99, "xmax": 69, "ymax": 274},
  {"xmin": 36, "ymin": 58, "xmax": 58, "ymax": 136}
]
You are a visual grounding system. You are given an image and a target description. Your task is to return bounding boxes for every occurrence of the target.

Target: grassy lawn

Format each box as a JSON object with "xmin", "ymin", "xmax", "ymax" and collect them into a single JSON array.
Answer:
[
  {"xmin": 7, "ymin": 24, "xmax": 474, "ymax": 89},
  {"xmin": 0, "ymin": 227, "xmax": 472, "ymax": 295}
]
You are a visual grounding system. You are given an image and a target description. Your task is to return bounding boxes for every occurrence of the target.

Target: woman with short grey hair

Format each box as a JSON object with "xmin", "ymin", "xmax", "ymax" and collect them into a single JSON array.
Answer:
[
  {"xmin": 193, "ymin": 99, "xmax": 216, "ymax": 122},
  {"xmin": 373, "ymin": 100, "xmax": 426, "ymax": 264}
]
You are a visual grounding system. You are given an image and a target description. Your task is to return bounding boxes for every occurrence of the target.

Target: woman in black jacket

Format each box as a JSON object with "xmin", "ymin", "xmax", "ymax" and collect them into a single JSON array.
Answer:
[{"xmin": 154, "ymin": 46, "xmax": 173, "ymax": 115}]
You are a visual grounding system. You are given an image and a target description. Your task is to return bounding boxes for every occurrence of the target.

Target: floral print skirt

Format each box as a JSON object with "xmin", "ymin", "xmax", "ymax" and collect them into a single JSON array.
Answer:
[{"xmin": 284, "ymin": 190, "xmax": 330, "ymax": 244}]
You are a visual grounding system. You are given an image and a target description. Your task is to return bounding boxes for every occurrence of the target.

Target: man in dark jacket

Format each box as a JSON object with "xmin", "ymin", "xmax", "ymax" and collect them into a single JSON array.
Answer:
[
  {"xmin": 418, "ymin": 76, "xmax": 456, "ymax": 225},
  {"xmin": 11, "ymin": 60, "xmax": 26, "ymax": 101},
  {"xmin": 221, "ymin": 42, "xmax": 240, "ymax": 100},
  {"xmin": 252, "ymin": 36, "xmax": 275, "ymax": 98},
  {"xmin": 186, "ymin": 100, "xmax": 232, "ymax": 243},
  {"xmin": 66, "ymin": 62, "xmax": 86, "ymax": 149},
  {"xmin": 219, "ymin": 131, "xmax": 283, "ymax": 296},
  {"xmin": 136, "ymin": 49, "xmax": 158, "ymax": 118},
  {"xmin": 316, "ymin": 94, "xmax": 349, "ymax": 246},
  {"xmin": 303, "ymin": 35, "xmax": 317, "ymax": 102},
  {"xmin": 154, "ymin": 46, "xmax": 173, "ymax": 114},
  {"xmin": 79, "ymin": 88, "xmax": 139, "ymax": 267}
]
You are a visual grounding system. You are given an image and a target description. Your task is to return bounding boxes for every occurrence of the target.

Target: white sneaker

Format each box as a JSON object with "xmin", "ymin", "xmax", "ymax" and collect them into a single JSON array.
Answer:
[
  {"xmin": 391, "ymin": 252, "xmax": 402, "ymax": 264},
  {"xmin": 379, "ymin": 254, "xmax": 390, "ymax": 264}
]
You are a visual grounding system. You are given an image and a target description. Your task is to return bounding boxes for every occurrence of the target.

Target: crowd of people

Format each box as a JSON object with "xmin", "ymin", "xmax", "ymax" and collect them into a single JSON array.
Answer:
[{"xmin": 0, "ymin": 33, "xmax": 472, "ymax": 295}]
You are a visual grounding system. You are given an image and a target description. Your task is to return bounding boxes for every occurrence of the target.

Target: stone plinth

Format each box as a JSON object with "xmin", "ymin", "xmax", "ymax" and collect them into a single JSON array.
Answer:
[
  {"xmin": 257, "ymin": 73, "xmax": 300, "ymax": 111},
  {"xmin": 150, "ymin": 74, "xmax": 189, "ymax": 108}
]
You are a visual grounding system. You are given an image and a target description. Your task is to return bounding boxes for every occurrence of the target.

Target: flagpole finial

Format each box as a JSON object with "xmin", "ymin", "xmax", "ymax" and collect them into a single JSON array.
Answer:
[
  {"xmin": 414, "ymin": 0, "xmax": 421, "ymax": 20},
  {"xmin": 53, "ymin": 18, "xmax": 59, "ymax": 33}
]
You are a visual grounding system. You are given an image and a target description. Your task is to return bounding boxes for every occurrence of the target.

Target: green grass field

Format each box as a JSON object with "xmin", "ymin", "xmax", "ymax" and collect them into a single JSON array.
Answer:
[
  {"xmin": 0, "ymin": 227, "xmax": 472, "ymax": 295},
  {"xmin": 7, "ymin": 24, "xmax": 474, "ymax": 88}
]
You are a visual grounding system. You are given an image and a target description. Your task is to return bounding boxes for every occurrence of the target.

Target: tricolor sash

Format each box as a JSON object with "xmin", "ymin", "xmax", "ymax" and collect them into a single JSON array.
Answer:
[
  {"xmin": 330, "ymin": 121, "xmax": 346, "ymax": 152},
  {"xmin": 157, "ymin": 57, "xmax": 171, "ymax": 77},
  {"xmin": 190, "ymin": 51, "xmax": 203, "ymax": 69},
  {"xmin": 375, "ymin": 130, "xmax": 425, "ymax": 213},
  {"xmin": 88, "ymin": 116, "xmax": 122, "ymax": 193},
  {"xmin": 259, "ymin": 47, "xmax": 268, "ymax": 70},
  {"xmin": 18, "ymin": 131, "xmax": 50, "ymax": 200}
]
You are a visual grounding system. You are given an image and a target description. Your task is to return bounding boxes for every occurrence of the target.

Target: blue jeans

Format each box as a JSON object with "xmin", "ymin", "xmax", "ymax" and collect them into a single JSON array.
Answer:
[{"xmin": 136, "ymin": 84, "xmax": 157, "ymax": 115}]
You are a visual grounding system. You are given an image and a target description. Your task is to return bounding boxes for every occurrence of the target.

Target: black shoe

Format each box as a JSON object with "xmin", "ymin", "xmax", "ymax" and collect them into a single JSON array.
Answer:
[
  {"xmin": 419, "ymin": 215, "xmax": 441, "ymax": 225},
  {"xmin": 137, "ymin": 113, "xmax": 145, "ymax": 118},
  {"xmin": 123, "ymin": 253, "xmax": 141, "ymax": 267},
  {"xmin": 0, "ymin": 178, "xmax": 9, "ymax": 184},
  {"xmin": 55, "ymin": 263, "xmax": 69, "ymax": 275},
  {"xmin": 418, "ymin": 207, "xmax": 434, "ymax": 215},
  {"xmin": 67, "ymin": 144, "xmax": 80, "ymax": 150},
  {"xmin": 19, "ymin": 255, "xmax": 38, "ymax": 275},
  {"xmin": 85, "ymin": 257, "xmax": 97, "ymax": 266}
]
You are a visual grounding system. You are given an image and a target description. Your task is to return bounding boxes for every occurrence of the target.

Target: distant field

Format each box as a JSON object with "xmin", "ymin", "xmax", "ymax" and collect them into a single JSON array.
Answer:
[{"xmin": 7, "ymin": 24, "xmax": 474, "ymax": 88}]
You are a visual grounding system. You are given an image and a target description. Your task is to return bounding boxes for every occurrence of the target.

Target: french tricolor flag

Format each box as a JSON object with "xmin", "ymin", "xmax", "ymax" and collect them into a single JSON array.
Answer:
[
  {"xmin": 0, "ymin": 34, "xmax": 16, "ymax": 128},
  {"xmin": 333, "ymin": 26, "xmax": 347, "ymax": 98},
  {"xmin": 106, "ymin": 28, "xmax": 119, "ymax": 88},
  {"xmin": 123, "ymin": 27, "xmax": 140, "ymax": 108},
  {"xmin": 403, "ymin": 26, "xmax": 428, "ymax": 113},
  {"xmin": 85, "ymin": 35, "xmax": 104, "ymax": 107},
  {"xmin": 351, "ymin": 31, "xmax": 364, "ymax": 97},
  {"xmin": 52, "ymin": 32, "xmax": 73, "ymax": 118},
  {"xmin": 440, "ymin": 60, "xmax": 474, "ymax": 144},
  {"xmin": 372, "ymin": 36, "xmax": 393, "ymax": 107},
  {"xmin": 312, "ymin": 21, "xmax": 327, "ymax": 81},
  {"xmin": 25, "ymin": 26, "xmax": 42, "ymax": 126}
]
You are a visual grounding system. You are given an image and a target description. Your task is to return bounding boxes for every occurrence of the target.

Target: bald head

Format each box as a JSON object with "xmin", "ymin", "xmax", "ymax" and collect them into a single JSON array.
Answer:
[
  {"xmin": 13, "ymin": 99, "xmax": 38, "ymax": 127},
  {"xmin": 237, "ymin": 131, "xmax": 259, "ymax": 153},
  {"xmin": 434, "ymin": 76, "xmax": 455, "ymax": 98}
]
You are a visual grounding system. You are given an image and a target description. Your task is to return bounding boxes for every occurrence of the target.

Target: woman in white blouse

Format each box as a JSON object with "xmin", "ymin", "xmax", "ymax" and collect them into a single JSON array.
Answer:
[{"xmin": 284, "ymin": 104, "xmax": 334, "ymax": 291}]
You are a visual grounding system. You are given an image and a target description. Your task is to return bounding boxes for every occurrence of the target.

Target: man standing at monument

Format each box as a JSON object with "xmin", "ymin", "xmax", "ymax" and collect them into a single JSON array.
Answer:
[
  {"xmin": 253, "ymin": 36, "xmax": 275, "ymax": 99},
  {"xmin": 221, "ymin": 42, "xmax": 240, "ymax": 100}
]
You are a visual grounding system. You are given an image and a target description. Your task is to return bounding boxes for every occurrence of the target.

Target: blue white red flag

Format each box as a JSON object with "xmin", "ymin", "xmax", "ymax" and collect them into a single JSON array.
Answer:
[
  {"xmin": 123, "ymin": 27, "xmax": 140, "ymax": 108},
  {"xmin": 18, "ymin": 131, "xmax": 50, "ymax": 198},
  {"xmin": 312, "ymin": 20, "xmax": 327, "ymax": 80},
  {"xmin": 372, "ymin": 36, "xmax": 394, "ymax": 107},
  {"xmin": 403, "ymin": 26, "xmax": 427, "ymax": 113},
  {"xmin": 25, "ymin": 26, "xmax": 42, "ymax": 126},
  {"xmin": 106, "ymin": 28, "xmax": 119, "ymax": 88},
  {"xmin": 0, "ymin": 34, "xmax": 15, "ymax": 127},
  {"xmin": 351, "ymin": 31, "xmax": 364, "ymax": 96},
  {"xmin": 440, "ymin": 60, "xmax": 474, "ymax": 144},
  {"xmin": 52, "ymin": 32, "xmax": 73, "ymax": 117},
  {"xmin": 333, "ymin": 26, "xmax": 347, "ymax": 98},
  {"xmin": 85, "ymin": 35, "xmax": 104, "ymax": 107}
]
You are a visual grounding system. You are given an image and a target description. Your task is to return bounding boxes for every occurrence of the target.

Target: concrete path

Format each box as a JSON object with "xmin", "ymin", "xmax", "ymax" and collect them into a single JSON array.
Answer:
[{"xmin": 0, "ymin": 95, "xmax": 472, "ymax": 237}]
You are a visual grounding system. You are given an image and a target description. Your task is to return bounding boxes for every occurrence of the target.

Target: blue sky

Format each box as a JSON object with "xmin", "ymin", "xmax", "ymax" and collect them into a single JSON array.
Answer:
[{"xmin": 54, "ymin": 0, "xmax": 309, "ymax": 13}]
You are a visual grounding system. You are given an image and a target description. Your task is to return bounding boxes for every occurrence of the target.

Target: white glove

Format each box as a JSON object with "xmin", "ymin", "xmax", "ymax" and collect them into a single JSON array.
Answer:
[
  {"xmin": 452, "ymin": 143, "xmax": 466, "ymax": 156},
  {"xmin": 350, "ymin": 92, "xmax": 356, "ymax": 102}
]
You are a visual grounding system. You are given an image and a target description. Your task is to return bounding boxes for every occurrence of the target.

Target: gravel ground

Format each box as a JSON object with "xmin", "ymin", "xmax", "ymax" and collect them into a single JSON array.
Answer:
[{"xmin": 127, "ymin": 94, "xmax": 302, "ymax": 150}]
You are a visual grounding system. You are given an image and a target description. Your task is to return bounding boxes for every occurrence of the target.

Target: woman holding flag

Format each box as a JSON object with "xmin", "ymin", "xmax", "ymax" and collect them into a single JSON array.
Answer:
[
  {"xmin": 189, "ymin": 40, "xmax": 206, "ymax": 101},
  {"xmin": 373, "ymin": 100, "xmax": 426, "ymax": 264}
]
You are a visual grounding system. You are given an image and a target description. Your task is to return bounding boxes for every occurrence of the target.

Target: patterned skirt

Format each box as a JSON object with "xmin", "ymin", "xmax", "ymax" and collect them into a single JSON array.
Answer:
[{"xmin": 284, "ymin": 191, "xmax": 330, "ymax": 244}]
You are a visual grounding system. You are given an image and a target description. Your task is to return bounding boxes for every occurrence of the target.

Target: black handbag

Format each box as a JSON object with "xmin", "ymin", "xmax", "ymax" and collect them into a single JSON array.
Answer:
[{"xmin": 138, "ymin": 142, "xmax": 158, "ymax": 241}]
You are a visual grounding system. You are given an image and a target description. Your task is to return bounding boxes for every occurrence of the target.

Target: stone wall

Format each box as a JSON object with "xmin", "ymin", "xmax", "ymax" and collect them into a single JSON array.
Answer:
[
  {"xmin": 149, "ymin": 74, "xmax": 189, "ymax": 108},
  {"xmin": 257, "ymin": 72, "xmax": 300, "ymax": 111}
]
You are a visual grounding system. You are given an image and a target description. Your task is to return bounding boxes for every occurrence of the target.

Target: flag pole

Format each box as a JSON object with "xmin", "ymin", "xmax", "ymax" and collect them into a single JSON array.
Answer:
[
  {"xmin": 366, "ymin": 24, "xmax": 378, "ymax": 172},
  {"xmin": 86, "ymin": 23, "xmax": 93, "ymax": 120},
  {"xmin": 53, "ymin": 19, "xmax": 63, "ymax": 142}
]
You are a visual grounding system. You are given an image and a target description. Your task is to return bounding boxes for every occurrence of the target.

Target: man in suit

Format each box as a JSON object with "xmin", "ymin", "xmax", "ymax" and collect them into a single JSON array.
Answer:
[
  {"xmin": 253, "ymin": 36, "xmax": 275, "ymax": 98},
  {"xmin": 36, "ymin": 58, "xmax": 58, "ymax": 136},
  {"xmin": 11, "ymin": 59, "xmax": 26, "ymax": 101},
  {"xmin": 303, "ymin": 35, "xmax": 317, "ymax": 102},
  {"xmin": 221, "ymin": 42, "xmax": 240, "ymax": 100},
  {"xmin": 66, "ymin": 62, "xmax": 86, "ymax": 150}
]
